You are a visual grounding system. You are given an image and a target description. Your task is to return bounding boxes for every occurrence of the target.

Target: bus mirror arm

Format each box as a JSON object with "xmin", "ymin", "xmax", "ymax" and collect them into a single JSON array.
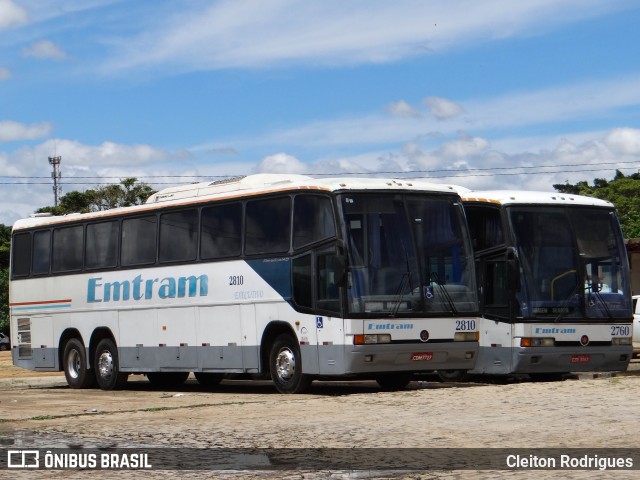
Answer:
[{"xmin": 334, "ymin": 239, "xmax": 348, "ymax": 287}]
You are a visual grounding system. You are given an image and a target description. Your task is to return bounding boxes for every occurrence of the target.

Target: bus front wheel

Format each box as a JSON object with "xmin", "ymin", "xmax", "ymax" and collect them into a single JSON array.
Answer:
[
  {"xmin": 94, "ymin": 338, "xmax": 128, "ymax": 390},
  {"xmin": 63, "ymin": 338, "xmax": 96, "ymax": 389},
  {"xmin": 269, "ymin": 334, "xmax": 311, "ymax": 394}
]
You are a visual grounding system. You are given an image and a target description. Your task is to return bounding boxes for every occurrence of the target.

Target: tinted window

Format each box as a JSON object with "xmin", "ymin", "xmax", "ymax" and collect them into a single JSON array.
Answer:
[
  {"xmin": 86, "ymin": 221, "xmax": 119, "ymax": 269},
  {"xmin": 464, "ymin": 205, "xmax": 505, "ymax": 251},
  {"xmin": 293, "ymin": 195, "xmax": 336, "ymax": 249},
  {"xmin": 292, "ymin": 254, "xmax": 312, "ymax": 308},
  {"xmin": 32, "ymin": 230, "xmax": 51, "ymax": 275},
  {"xmin": 160, "ymin": 210, "xmax": 198, "ymax": 263},
  {"xmin": 52, "ymin": 225, "xmax": 84, "ymax": 272},
  {"xmin": 201, "ymin": 203, "xmax": 242, "ymax": 259},
  {"xmin": 121, "ymin": 216, "xmax": 157, "ymax": 266},
  {"xmin": 245, "ymin": 197, "xmax": 291, "ymax": 255},
  {"xmin": 12, "ymin": 233, "xmax": 31, "ymax": 277}
]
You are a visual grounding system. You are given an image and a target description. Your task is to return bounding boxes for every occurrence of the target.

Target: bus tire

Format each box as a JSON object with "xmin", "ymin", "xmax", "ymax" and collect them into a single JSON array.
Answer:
[
  {"xmin": 147, "ymin": 372, "xmax": 189, "ymax": 387},
  {"xmin": 269, "ymin": 334, "xmax": 311, "ymax": 394},
  {"xmin": 375, "ymin": 372, "xmax": 413, "ymax": 390},
  {"xmin": 94, "ymin": 338, "xmax": 128, "ymax": 390},
  {"xmin": 194, "ymin": 372, "xmax": 224, "ymax": 387},
  {"xmin": 63, "ymin": 338, "xmax": 96, "ymax": 389}
]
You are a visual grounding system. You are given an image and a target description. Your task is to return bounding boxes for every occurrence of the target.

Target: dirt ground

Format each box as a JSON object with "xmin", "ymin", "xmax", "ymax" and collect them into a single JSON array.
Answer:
[{"xmin": 1, "ymin": 350, "xmax": 640, "ymax": 479}]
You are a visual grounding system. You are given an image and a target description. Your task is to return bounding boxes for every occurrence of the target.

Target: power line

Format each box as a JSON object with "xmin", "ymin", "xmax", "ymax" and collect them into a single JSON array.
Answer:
[{"xmin": 0, "ymin": 164, "xmax": 638, "ymax": 186}]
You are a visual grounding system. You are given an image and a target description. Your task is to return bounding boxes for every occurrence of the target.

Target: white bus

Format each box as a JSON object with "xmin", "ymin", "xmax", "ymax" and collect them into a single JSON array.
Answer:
[
  {"xmin": 440, "ymin": 190, "xmax": 633, "ymax": 380},
  {"xmin": 9, "ymin": 174, "xmax": 479, "ymax": 393}
]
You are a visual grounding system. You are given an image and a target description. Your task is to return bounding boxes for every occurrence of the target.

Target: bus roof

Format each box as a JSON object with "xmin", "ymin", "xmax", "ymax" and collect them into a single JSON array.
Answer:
[
  {"xmin": 459, "ymin": 190, "xmax": 613, "ymax": 208},
  {"xmin": 12, "ymin": 174, "xmax": 459, "ymax": 230}
]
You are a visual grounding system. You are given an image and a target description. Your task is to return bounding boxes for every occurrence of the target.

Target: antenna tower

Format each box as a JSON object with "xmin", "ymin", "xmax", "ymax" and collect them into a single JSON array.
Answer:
[{"xmin": 48, "ymin": 156, "xmax": 62, "ymax": 207}]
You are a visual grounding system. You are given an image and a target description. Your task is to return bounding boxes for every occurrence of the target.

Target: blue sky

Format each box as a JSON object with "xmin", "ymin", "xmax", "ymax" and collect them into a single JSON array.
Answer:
[{"xmin": 1, "ymin": 0, "xmax": 640, "ymax": 225}]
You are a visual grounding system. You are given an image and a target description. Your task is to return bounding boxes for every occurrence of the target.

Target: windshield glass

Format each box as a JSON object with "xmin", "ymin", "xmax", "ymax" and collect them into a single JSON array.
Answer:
[
  {"xmin": 340, "ymin": 193, "xmax": 477, "ymax": 316},
  {"xmin": 508, "ymin": 206, "xmax": 631, "ymax": 320}
]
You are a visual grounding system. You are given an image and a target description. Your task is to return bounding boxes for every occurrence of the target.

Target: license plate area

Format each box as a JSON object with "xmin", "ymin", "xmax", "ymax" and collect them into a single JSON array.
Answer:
[
  {"xmin": 570, "ymin": 354, "xmax": 591, "ymax": 364},
  {"xmin": 411, "ymin": 352, "xmax": 433, "ymax": 361}
]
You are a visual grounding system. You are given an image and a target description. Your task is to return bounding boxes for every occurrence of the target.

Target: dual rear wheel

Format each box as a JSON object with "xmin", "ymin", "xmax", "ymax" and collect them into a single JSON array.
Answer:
[{"xmin": 62, "ymin": 337, "xmax": 128, "ymax": 390}]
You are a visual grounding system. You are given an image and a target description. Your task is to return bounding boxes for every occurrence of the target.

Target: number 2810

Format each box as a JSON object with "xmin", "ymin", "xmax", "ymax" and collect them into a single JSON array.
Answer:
[
  {"xmin": 229, "ymin": 275, "xmax": 244, "ymax": 286},
  {"xmin": 456, "ymin": 319, "xmax": 476, "ymax": 331}
]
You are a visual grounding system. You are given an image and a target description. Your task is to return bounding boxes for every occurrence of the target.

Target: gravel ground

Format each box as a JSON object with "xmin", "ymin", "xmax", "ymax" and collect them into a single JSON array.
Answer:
[{"xmin": 1, "ymin": 352, "xmax": 639, "ymax": 479}]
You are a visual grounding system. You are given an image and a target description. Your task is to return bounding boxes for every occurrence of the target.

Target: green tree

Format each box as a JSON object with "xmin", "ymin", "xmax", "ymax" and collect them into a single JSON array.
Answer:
[
  {"xmin": 0, "ymin": 224, "xmax": 10, "ymax": 335},
  {"xmin": 36, "ymin": 178, "xmax": 156, "ymax": 215},
  {"xmin": 554, "ymin": 170, "xmax": 640, "ymax": 238}
]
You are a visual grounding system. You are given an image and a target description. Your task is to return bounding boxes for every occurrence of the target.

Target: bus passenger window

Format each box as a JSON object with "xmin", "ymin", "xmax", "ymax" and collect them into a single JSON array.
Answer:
[
  {"xmin": 122, "ymin": 216, "xmax": 157, "ymax": 266},
  {"xmin": 32, "ymin": 230, "xmax": 51, "ymax": 275},
  {"xmin": 245, "ymin": 197, "xmax": 291, "ymax": 255},
  {"xmin": 11, "ymin": 233, "xmax": 31, "ymax": 277},
  {"xmin": 159, "ymin": 210, "xmax": 198, "ymax": 263},
  {"xmin": 201, "ymin": 203, "xmax": 242, "ymax": 259},
  {"xmin": 52, "ymin": 225, "xmax": 84, "ymax": 272},
  {"xmin": 86, "ymin": 221, "xmax": 119, "ymax": 269},
  {"xmin": 293, "ymin": 195, "xmax": 336, "ymax": 249}
]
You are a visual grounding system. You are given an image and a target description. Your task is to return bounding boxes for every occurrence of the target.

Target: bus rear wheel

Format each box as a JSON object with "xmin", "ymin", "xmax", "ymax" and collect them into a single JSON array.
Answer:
[
  {"xmin": 269, "ymin": 334, "xmax": 311, "ymax": 394},
  {"xmin": 147, "ymin": 372, "xmax": 190, "ymax": 388},
  {"xmin": 63, "ymin": 338, "xmax": 96, "ymax": 389},
  {"xmin": 94, "ymin": 338, "xmax": 128, "ymax": 390}
]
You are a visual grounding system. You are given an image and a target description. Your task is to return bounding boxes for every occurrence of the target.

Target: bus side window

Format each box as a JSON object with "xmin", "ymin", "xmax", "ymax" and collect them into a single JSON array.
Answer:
[
  {"xmin": 201, "ymin": 203, "xmax": 242, "ymax": 259},
  {"xmin": 121, "ymin": 216, "xmax": 157, "ymax": 266},
  {"xmin": 293, "ymin": 195, "xmax": 336, "ymax": 249},
  {"xmin": 52, "ymin": 225, "xmax": 84, "ymax": 273},
  {"xmin": 32, "ymin": 230, "xmax": 51, "ymax": 275},
  {"xmin": 159, "ymin": 209, "xmax": 198, "ymax": 263},
  {"xmin": 11, "ymin": 232, "xmax": 32, "ymax": 277},
  {"xmin": 245, "ymin": 197, "xmax": 291, "ymax": 255},
  {"xmin": 86, "ymin": 221, "xmax": 119, "ymax": 269},
  {"xmin": 485, "ymin": 260, "xmax": 508, "ymax": 307},
  {"xmin": 318, "ymin": 251, "xmax": 341, "ymax": 314},
  {"xmin": 292, "ymin": 254, "xmax": 312, "ymax": 309}
]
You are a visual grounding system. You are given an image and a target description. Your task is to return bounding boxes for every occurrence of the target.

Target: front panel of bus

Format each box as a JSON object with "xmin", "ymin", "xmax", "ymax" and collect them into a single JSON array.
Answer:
[
  {"xmin": 466, "ymin": 203, "xmax": 632, "ymax": 375},
  {"xmin": 334, "ymin": 192, "xmax": 480, "ymax": 375}
]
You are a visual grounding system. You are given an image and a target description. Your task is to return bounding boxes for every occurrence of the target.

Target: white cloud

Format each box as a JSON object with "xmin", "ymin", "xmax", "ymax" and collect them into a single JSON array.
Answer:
[
  {"xmin": 0, "ymin": 0, "xmax": 28, "ymax": 29},
  {"xmin": 102, "ymin": 0, "xmax": 630, "ymax": 73},
  {"xmin": 387, "ymin": 100, "xmax": 421, "ymax": 118},
  {"xmin": 0, "ymin": 67, "xmax": 12, "ymax": 80},
  {"xmin": 423, "ymin": 96, "xmax": 464, "ymax": 120},
  {"xmin": 0, "ymin": 120, "xmax": 52, "ymax": 142},
  {"xmin": 22, "ymin": 40, "xmax": 68, "ymax": 60},
  {"xmin": 255, "ymin": 152, "xmax": 307, "ymax": 174},
  {"xmin": 604, "ymin": 128, "xmax": 640, "ymax": 155},
  {"xmin": 228, "ymin": 74, "xmax": 640, "ymax": 152}
]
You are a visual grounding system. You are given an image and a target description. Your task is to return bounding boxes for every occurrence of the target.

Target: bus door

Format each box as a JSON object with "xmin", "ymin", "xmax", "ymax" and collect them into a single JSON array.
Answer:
[{"xmin": 315, "ymin": 249, "xmax": 344, "ymax": 375}]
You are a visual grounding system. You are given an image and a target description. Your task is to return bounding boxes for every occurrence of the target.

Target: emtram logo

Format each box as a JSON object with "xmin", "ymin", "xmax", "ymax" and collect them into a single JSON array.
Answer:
[{"xmin": 7, "ymin": 450, "xmax": 39, "ymax": 468}]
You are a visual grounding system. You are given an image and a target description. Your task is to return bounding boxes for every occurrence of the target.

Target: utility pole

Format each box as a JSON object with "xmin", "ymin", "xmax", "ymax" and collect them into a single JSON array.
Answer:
[{"xmin": 48, "ymin": 155, "xmax": 62, "ymax": 207}]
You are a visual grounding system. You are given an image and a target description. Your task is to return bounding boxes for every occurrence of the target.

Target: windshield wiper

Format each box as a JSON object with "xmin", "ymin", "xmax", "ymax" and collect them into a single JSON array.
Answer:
[
  {"xmin": 389, "ymin": 241, "xmax": 416, "ymax": 317},
  {"xmin": 431, "ymin": 272, "xmax": 457, "ymax": 315}
]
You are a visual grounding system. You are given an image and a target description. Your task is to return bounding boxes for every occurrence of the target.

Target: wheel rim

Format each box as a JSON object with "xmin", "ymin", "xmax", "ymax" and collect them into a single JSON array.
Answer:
[
  {"xmin": 66, "ymin": 348, "xmax": 81, "ymax": 380},
  {"xmin": 97, "ymin": 350, "xmax": 114, "ymax": 381},
  {"xmin": 275, "ymin": 347, "xmax": 296, "ymax": 382}
]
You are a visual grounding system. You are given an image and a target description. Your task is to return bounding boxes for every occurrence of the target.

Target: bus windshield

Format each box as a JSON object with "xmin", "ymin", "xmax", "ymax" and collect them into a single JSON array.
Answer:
[
  {"xmin": 508, "ymin": 206, "xmax": 631, "ymax": 321},
  {"xmin": 340, "ymin": 193, "xmax": 477, "ymax": 316}
]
